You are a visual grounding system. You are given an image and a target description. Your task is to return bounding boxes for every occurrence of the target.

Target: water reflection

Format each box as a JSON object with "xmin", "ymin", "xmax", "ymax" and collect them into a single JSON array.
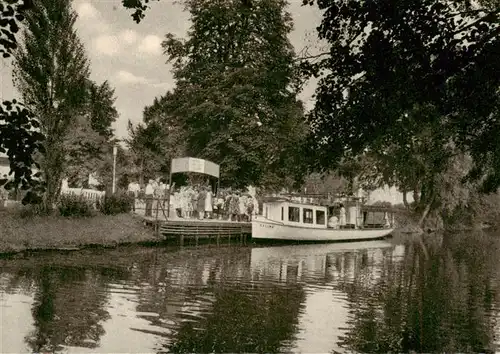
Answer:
[
  {"xmin": 1, "ymin": 233, "xmax": 500, "ymax": 353},
  {"xmin": 337, "ymin": 233, "xmax": 500, "ymax": 353}
]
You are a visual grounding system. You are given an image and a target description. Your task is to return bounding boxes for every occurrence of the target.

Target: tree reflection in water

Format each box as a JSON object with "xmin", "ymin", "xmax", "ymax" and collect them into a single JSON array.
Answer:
[
  {"xmin": 167, "ymin": 285, "xmax": 305, "ymax": 353},
  {"xmin": 21, "ymin": 265, "xmax": 129, "ymax": 352},
  {"xmin": 130, "ymin": 247, "xmax": 307, "ymax": 353},
  {"xmin": 337, "ymin": 232, "xmax": 500, "ymax": 353},
  {"xmin": 1, "ymin": 235, "xmax": 499, "ymax": 353}
]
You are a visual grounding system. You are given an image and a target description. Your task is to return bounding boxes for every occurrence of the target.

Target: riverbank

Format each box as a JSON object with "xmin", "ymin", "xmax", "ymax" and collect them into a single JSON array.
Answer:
[
  {"xmin": 393, "ymin": 208, "xmax": 497, "ymax": 234},
  {"xmin": 0, "ymin": 212, "xmax": 160, "ymax": 256}
]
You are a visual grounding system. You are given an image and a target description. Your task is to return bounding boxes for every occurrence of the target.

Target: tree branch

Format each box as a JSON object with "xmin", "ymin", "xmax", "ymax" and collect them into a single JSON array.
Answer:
[
  {"xmin": 295, "ymin": 51, "xmax": 330, "ymax": 62},
  {"xmin": 452, "ymin": 11, "xmax": 499, "ymax": 35},
  {"xmin": 446, "ymin": 8, "xmax": 500, "ymax": 18}
]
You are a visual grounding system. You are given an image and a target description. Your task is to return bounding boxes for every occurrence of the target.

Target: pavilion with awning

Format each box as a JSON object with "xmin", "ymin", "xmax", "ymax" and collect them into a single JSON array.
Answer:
[{"xmin": 167, "ymin": 157, "xmax": 221, "ymax": 217}]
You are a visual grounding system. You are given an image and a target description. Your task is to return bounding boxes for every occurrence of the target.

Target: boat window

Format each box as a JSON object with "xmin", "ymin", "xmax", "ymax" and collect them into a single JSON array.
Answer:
[
  {"xmin": 303, "ymin": 208, "xmax": 313, "ymax": 224},
  {"xmin": 288, "ymin": 206, "xmax": 300, "ymax": 222},
  {"xmin": 281, "ymin": 207, "xmax": 284, "ymax": 221},
  {"xmin": 316, "ymin": 210, "xmax": 325, "ymax": 225}
]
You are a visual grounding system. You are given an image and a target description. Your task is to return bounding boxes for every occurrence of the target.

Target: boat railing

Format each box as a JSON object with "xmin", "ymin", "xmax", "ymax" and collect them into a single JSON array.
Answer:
[{"xmin": 262, "ymin": 192, "xmax": 364, "ymax": 206}]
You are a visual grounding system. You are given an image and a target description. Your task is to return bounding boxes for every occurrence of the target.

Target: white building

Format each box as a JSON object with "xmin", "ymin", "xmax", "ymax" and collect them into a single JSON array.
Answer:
[
  {"xmin": 367, "ymin": 185, "xmax": 414, "ymax": 206},
  {"xmin": 0, "ymin": 153, "xmax": 10, "ymax": 177}
]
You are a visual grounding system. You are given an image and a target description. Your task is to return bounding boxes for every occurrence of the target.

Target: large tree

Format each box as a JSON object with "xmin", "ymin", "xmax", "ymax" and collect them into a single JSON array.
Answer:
[
  {"xmin": 126, "ymin": 116, "xmax": 181, "ymax": 185},
  {"xmin": 63, "ymin": 115, "xmax": 107, "ymax": 187},
  {"xmin": 13, "ymin": 0, "xmax": 90, "ymax": 211},
  {"xmin": 302, "ymin": 0, "xmax": 500, "ymax": 225},
  {"xmin": 0, "ymin": 0, "xmax": 255, "ymax": 195},
  {"xmin": 150, "ymin": 0, "xmax": 307, "ymax": 189},
  {"xmin": 87, "ymin": 80, "xmax": 118, "ymax": 139},
  {"xmin": 63, "ymin": 79, "xmax": 119, "ymax": 187}
]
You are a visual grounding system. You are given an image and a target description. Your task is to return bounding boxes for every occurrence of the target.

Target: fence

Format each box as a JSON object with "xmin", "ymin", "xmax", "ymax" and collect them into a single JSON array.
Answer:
[
  {"xmin": 60, "ymin": 187, "xmax": 106, "ymax": 209},
  {"xmin": 131, "ymin": 196, "xmax": 172, "ymax": 221}
]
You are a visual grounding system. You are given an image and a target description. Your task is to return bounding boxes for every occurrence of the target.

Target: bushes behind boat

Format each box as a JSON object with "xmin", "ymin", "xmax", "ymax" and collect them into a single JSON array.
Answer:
[{"xmin": 98, "ymin": 193, "xmax": 133, "ymax": 215}]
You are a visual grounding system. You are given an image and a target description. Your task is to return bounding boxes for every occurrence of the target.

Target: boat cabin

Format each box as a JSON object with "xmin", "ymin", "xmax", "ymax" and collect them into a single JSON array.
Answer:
[
  {"xmin": 262, "ymin": 200, "xmax": 395, "ymax": 230},
  {"xmin": 263, "ymin": 201, "xmax": 328, "ymax": 229}
]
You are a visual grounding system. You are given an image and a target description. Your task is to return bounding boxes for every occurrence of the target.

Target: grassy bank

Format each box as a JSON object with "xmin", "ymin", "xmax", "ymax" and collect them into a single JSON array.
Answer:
[{"xmin": 0, "ymin": 212, "xmax": 159, "ymax": 255}]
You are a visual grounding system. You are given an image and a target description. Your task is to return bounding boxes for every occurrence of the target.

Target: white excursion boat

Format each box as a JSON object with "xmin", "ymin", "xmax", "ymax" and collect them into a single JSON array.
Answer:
[{"xmin": 252, "ymin": 199, "xmax": 395, "ymax": 242}]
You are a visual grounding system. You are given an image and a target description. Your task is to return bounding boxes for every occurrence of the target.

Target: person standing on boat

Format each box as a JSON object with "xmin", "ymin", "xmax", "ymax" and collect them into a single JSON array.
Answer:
[
  {"xmin": 253, "ymin": 195, "xmax": 259, "ymax": 217},
  {"xmin": 339, "ymin": 203, "xmax": 346, "ymax": 227},
  {"xmin": 246, "ymin": 195, "xmax": 254, "ymax": 221},
  {"xmin": 383, "ymin": 212, "xmax": 391, "ymax": 228},
  {"xmin": 205, "ymin": 186, "xmax": 213, "ymax": 219},
  {"xmin": 328, "ymin": 215, "xmax": 339, "ymax": 229}
]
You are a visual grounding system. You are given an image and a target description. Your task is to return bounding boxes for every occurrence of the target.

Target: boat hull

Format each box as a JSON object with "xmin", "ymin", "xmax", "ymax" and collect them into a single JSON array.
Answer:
[{"xmin": 252, "ymin": 218, "xmax": 394, "ymax": 242}]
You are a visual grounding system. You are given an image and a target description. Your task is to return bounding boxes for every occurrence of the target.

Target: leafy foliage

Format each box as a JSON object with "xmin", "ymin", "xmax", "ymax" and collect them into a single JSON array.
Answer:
[
  {"xmin": 95, "ymin": 144, "xmax": 135, "ymax": 192},
  {"xmin": 87, "ymin": 80, "xmax": 118, "ymax": 139},
  {"xmin": 127, "ymin": 98, "xmax": 185, "ymax": 184},
  {"xmin": 64, "ymin": 115, "xmax": 107, "ymax": 187},
  {"xmin": 301, "ymin": 172, "xmax": 349, "ymax": 195},
  {"xmin": 145, "ymin": 0, "xmax": 308, "ymax": 189},
  {"xmin": 57, "ymin": 194, "xmax": 94, "ymax": 217},
  {"xmin": 121, "ymin": 0, "xmax": 253, "ymax": 23},
  {"xmin": 0, "ymin": 0, "xmax": 32, "ymax": 58},
  {"xmin": 98, "ymin": 193, "xmax": 133, "ymax": 215},
  {"xmin": 302, "ymin": 0, "xmax": 500, "ymax": 224},
  {"xmin": 13, "ymin": 0, "xmax": 91, "ymax": 211},
  {"xmin": 0, "ymin": 99, "xmax": 45, "ymax": 199}
]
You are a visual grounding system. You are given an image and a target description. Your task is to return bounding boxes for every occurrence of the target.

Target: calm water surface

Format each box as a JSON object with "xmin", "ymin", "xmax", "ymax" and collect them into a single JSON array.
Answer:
[{"xmin": 2, "ymin": 232, "xmax": 500, "ymax": 353}]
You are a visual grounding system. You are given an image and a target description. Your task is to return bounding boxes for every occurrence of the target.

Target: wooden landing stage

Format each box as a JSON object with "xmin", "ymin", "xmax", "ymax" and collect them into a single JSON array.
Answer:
[{"xmin": 142, "ymin": 217, "xmax": 252, "ymax": 245}]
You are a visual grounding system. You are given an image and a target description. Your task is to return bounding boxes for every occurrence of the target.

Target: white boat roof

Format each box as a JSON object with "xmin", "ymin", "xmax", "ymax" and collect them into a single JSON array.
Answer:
[{"xmin": 264, "ymin": 200, "xmax": 327, "ymax": 208}]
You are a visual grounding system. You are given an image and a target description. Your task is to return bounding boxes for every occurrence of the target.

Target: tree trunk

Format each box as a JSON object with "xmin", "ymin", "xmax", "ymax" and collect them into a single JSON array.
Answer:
[
  {"xmin": 42, "ymin": 142, "xmax": 64, "ymax": 213},
  {"xmin": 418, "ymin": 197, "xmax": 434, "ymax": 229},
  {"xmin": 413, "ymin": 184, "xmax": 420, "ymax": 204},
  {"xmin": 139, "ymin": 158, "xmax": 144, "ymax": 186},
  {"xmin": 403, "ymin": 188, "xmax": 409, "ymax": 209}
]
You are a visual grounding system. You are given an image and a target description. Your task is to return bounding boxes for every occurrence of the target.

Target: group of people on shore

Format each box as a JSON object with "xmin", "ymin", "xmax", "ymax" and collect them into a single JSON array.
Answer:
[
  {"xmin": 127, "ymin": 178, "xmax": 169, "ymax": 216},
  {"xmin": 171, "ymin": 186, "xmax": 258, "ymax": 222},
  {"xmin": 127, "ymin": 179, "xmax": 259, "ymax": 221}
]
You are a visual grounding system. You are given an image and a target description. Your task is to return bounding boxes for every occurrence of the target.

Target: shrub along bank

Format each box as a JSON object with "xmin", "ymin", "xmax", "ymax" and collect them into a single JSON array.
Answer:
[{"xmin": 0, "ymin": 193, "xmax": 158, "ymax": 255}]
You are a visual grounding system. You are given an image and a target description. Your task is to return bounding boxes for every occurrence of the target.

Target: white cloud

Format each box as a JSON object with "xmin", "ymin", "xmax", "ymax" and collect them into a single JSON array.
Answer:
[
  {"xmin": 150, "ymin": 82, "xmax": 173, "ymax": 90},
  {"xmin": 75, "ymin": 2, "xmax": 99, "ymax": 19},
  {"xmin": 114, "ymin": 71, "xmax": 173, "ymax": 91},
  {"xmin": 116, "ymin": 70, "xmax": 149, "ymax": 84},
  {"xmin": 137, "ymin": 35, "xmax": 163, "ymax": 55},
  {"xmin": 74, "ymin": 1, "xmax": 110, "ymax": 33},
  {"xmin": 93, "ymin": 35, "xmax": 120, "ymax": 56},
  {"xmin": 120, "ymin": 29, "xmax": 138, "ymax": 45}
]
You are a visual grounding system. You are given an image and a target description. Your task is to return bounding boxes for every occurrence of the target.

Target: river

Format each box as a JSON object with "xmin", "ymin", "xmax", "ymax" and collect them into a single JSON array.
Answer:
[{"xmin": 1, "ymin": 231, "xmax": 500, "ymax": 353}]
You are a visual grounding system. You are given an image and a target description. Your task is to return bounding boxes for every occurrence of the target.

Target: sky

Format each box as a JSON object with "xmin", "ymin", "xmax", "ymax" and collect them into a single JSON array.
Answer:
[{"xmin": 0, "ymin": 0, "xmax": 324, "ymax": 140}]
